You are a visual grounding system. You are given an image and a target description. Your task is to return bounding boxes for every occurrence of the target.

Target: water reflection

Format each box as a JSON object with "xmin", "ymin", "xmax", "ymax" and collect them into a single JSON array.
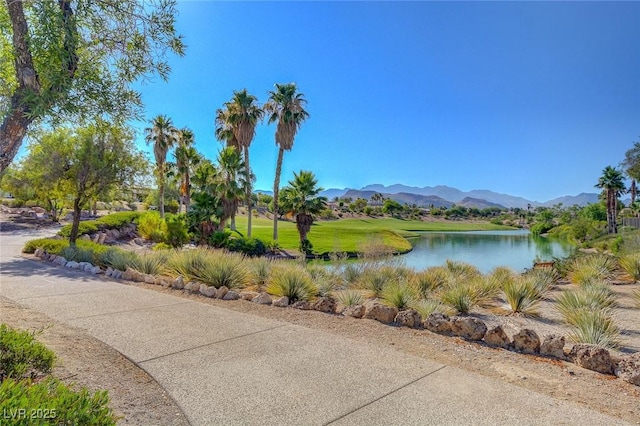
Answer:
[{"xmin": 401, "ymin": 230, "xmax": 574, "ymax": 273}]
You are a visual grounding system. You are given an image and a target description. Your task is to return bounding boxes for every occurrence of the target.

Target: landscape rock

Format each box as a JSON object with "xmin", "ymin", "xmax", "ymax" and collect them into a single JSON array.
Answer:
[
  {"xmin": 569, "ymin": 344, "xmax": 614, "ymax": 375},
  {"xmin": 53, "ymin": 256, "xmax": 67, "ymax": 266},
  {"xmin": 290, "ymin": 300, "xmax": 311, "ymax": 310},
  {"xmin": 65, "ymin": 261, "xmax": 79, "ymax": 269},
  {"xmin": 240, "ymin": 291, "xmax": 259, "ymax": 301},
  {"xmin": 394, "ymin": 309, "xmax": 422, "ymax": 328},
  {"xmin": 252, "ymin": 292, "xmax": 272, "ymax": 305},
  {"xmin": 105, "ymin": 267, "xmax": 113, "ymax": 277},
  {"xmin": 273, "ymin": 296, "xmax": 289, "ymax": 307},
  {"xmin": 144, "ymin": 274, "xmax": 157, "ymax": 284},
  {"xmin": 423, "ymin": 313, "xmax": 452, "ymax": 334},
  {"xmin": 512, "ymin": 329, "xmax": 541, "ymax": 354},
  {"xmin": 540, "ymin": 334, "xmax": 566, "ymax": 359},
  {"xmin": 614, "ymin": 353, "xmax": 640, "ymax": 386},
  {"xmin": 343, "ymin": 304, "xmax": 365, "ymax": 318},
  {"xmin": 83, "ymin": 263, "xmax": 95, "ymax": 272},
  {"xmin": 450, "ymin": 317, "xmax": 487, "ymax": 341},
  {"xmin": 90, "ymin": 266, "xmax": 102, "ymax": 275},
  {"xmin": 312, "ymin": 297, "xmax": 337, "ymax": 314},
  {"xmin": 362, "ymin": 301, "xmax": 398, "ymax": 324},
  {"xmin": 200, "ymin": 285, "xmax": 217, "ymax": 298},
  {"xmin": 34, "ymin": 248, "xmax": 44, "ymax": 258},
  {"xmin": 484, "ymin": 325, "xmax": 512, "ymax": 349},
  {"xmin": 171, "ymin": 276, "xmax": 185, "ymax": 290},
  {"xmin": 184, "ymin": 281, "xmax": 200, "ymax": 292},
  {"xmin": 215, "ymin": 286, "xmax": 229, "ymax": 299},
  {"xmin": 222, "ymin": 290, "xmax": 240, "ymax": 300}
]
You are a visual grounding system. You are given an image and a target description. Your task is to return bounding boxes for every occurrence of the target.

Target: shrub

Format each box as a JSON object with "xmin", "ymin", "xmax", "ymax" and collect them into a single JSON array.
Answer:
[
  {"xmin": 359, "ymin": 266, "xmax": 398, "ymax": 298},
  {"xmin": 58, "ymin": 221, "xmax": 99, "ymax": 238},
  {"xmin": 23, "ymin": 238, "xmax": 68, "ymax": 255},
  {"xmin": 101, "ymin": 248, "xmax": 139, "ymax": 271},
  {"xmin": 335, "ymin": 289, "xmax": 364, "ymax": 307},
  {"xmin": 502, "ymin": 277, "xmax": 543, "ymax": 317},
  {"xmin": 192, "ymin": 252, "xmax": 249, "ymax": 289},
  {"xmin": 0, "ymin": 324, "xmax": 55, "ymax": 381},
  {"xmin": 555, "ymin": 283, "xmax": 617, "ymax": 326},
  {"xmin": 136, "ymin": 211, "xmax": 167, "ymax": 243},
  {"xmin": 342, "ymin": 263, "xmax": 365, "ymax": 286},
  {"xmin": 412, "ymin": 267, "xmax": 450, "ymax": 298},
  {"xmin": 412, "ymin": 299, "xmax": 449, "ymax": 318},
  {"xmin": 566, "ymin": 254, "xmax": 617, "ymax": 286},
  {"xmin": 445, "ymin": 260, "xmax": 481, "ymax": 282},
  {"xmin": 60, "ymin": 246, "xmax": 95, "ymax": 264},
  {"xmin": 567, "ymin": 310, "xmax": 620, "ymax": 349},
  {"xmin": 619, "ymin": 252, "xmax": 640, "ymax": 281},
  {"xmin": 164, "ymin": 214, "xmax": 189, "ymax": 247},
  {"xmin": 439, "ymin": 282, "xmax": 476, "ymax": 315},
  {"xmin": 0, "ymin": 377, "xmax": 117, "ymax": 425},
  {"xmin": 165, "ymin": 248, "xmax": 211, "ymax": 281},
  {"xmin": 209, "ymin": 231, "xmax": 232, "ymax": 248},
  {"xmin": 381, "ymin": 282, "xmax": 417, "ymax": 310},
  {"xmin": 248, "ymin": 258, "xmax": 275, "ymax": 289},
  {"xmin": 265, "ymin": 266, "xmax": 317, "ymax": 302},
  {"xmin": 236, "ymin": 238, "xmax": 267, "ymax": 257},
  {"xmin": 131, "ymin": 252, "xmax": 168, "ymax": 276}
]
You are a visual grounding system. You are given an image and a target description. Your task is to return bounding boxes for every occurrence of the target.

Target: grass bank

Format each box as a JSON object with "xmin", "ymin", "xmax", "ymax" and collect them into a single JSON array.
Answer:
[{"xmin": 233, "ymin": 216, "xmax": 514, "ymax": 254}]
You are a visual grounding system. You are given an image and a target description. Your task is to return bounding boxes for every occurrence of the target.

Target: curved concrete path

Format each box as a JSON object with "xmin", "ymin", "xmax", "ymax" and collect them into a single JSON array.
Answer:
[{"xmin": 0, "ymin": 227, "xmax": 632, "ymax": 425}]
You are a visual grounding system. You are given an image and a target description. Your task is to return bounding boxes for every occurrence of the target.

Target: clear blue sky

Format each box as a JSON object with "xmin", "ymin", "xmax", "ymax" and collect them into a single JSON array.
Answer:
[{"xmin": 133, "ymin": 1, "xmax": 640, "ymax": 202}]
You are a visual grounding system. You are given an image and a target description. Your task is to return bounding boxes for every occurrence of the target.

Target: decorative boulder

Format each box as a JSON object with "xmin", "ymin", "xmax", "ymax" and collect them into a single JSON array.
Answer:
[
  {"xmin": 343, "ymin": 304, "xmax": 365, "ymax": 318},
  {"xmin": 615, "ymin": 353, "xmax": 640, "ymax": 386},
  {"xmin": 105, "ymin": 267, "xmax": 113, "ymax": 277},
  {"xmin": 171, "ymin": 276, "xmax": 185, "ymax": 290},
  {"xmin": 222, "ymin": 290, "xmax": 240, "ymax": 300},
  {"xmin": 200, "ymin": 285, "xmax": 217, "ymax": 298},
  {"xmin": 65, "ymin": 261, "xmax": 79, "ymax": 269},
  {"xmin": 290, "ymin": 300, "xmax": 311, "ymax": 310},
  {"xmin": 54, "ymin": 256, "xmax": 68, "ymax": 266},
  {"xmin": 83, "ymin": 263, "xmax": 95, "ymax": 272},
  {"xmin": 512, "ymin": 329, "xmax": 541, "ymax": 354},
  {"xmin": 184, "ymin": 281, "xmax": 200, "ymax": 292},
  {"xmin": 484, "ymin": 325, "xmax": 512, "ymax": 349},
  {"xmin": 395, "ymin": 309, "xmax": 422, "ymax": 328},
  {"xmin": 273, "ymin": 296, "xmax": 289, "ymax": 307},
  {"xmin": 450, "ymin": 317, "xmax": 487, "ymax": 341},
  {"xmin": 312, "ymin": 297, "xmax": 337, "ymax": 314},
  {"xmin": 252, "ymin": 292, "xmax": 273, "ymax": 305},
  {"xmin": 362, "ymin": 301, "xmax": 398, "ymax": 324},
  {"xmin": 240, "ymin": 291, "xmax": 259, "ymax": 301},
  {"xmin": 90, "ymin": 266, "xmax": 102, "ymax": 275},
  {"xmin": 540, "ymin": 334, "xmax": 566, "ymax": 359},
  {"xmin": 145, "ymin": 274, "xmax": 157, "ymax": 284},
  {"xmin": 216, "ymin": 286, "xmax": 229, "ymax": 299},
  {"xmin": 569, "ymin": 344, "xmax": 614, "ymax": 375},
  {"xmin": 423, "ymin": 313, "xmax": 452, "ymax": 334},
  {"xmin": 34, "ymin": 248, "xmax": 44, "ymax": 258}
]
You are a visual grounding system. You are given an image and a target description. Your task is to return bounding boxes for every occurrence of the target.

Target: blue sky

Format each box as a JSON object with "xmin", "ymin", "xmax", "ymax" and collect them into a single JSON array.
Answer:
[{"xmin": 133, "ymin": 1, "xmax": 640, "ymax": 202}]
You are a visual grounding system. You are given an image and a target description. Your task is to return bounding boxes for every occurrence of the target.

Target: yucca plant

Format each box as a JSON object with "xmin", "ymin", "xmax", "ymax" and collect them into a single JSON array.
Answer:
[
  {"xmin": 567, "ymin": 309, "xmax": 620, "ymax": 349},
  {"xmin": 488, "ymin": 266, "xmax": 517, "ymax": 287},
  {"xmin": 132, "ymin": 252, "xmax": 168, "ymax": 275},
  {"xmin": 412, "ymin": 298, "xmax": 450, "ymax": 318},
  {"xmin": 445, "ymin": 260, "xmax": 481, "ymax": 282},
  {"xmin": 439, "ymin": 282, "xmax": 476, "ymax": 315},
  {"xmin": 342, "ymin": 263, "xmax": 365, "ymax": 286},
  {"xmin": 193, "ymin": 253, "xmax": 249, "ymax": 289},
  {"xmin": 102, "ymin": 248, "xmax": 139, "ymax": 271},
  {"xmin": 265, "ymin": 265, "xmax": 317, "ymax": 302},
  {"xmin": 524, "ymin": 267, "xmax": 559, "ymax": 295},
  {"xmin": 566, "ymin": 254, "xmax": 617, "ymax": 286},
  {"xmin": 358, "ymin": 266, "xmax": 398, "ymax": 298},
  {"xmin": 335, "ymin": 289, "xmax": 365, "ymax": 307},
  {"xmin": 381, "ymin": 282, "xmax": 417, "ymax": 310},
  {"xmin": 555, "ymin": 283, "xmax": 617, "ymax": 326},
  {"xmin": 472, "ymin": 276, "xmax": 501, "ymax": 308},
  {"xmin": 164, "ymin": 248, "xmax": 211, "ymax": 280},
  {"xmin": 502, "ymin": 277, "xmax": 543, "ymax": 317},
  {"xmin": 60, "ymin": 246, "xmax": 95, "ymax": 264},
  {"xmin": 306, "ymin": 264, "xmax": 342, "ymax": 296},
  {"xmin": 248, "ymin": 257, "xmax": 275, "ymax": 289},
  {"xmin": 412, "ymin": 267, "xmax": 450, "ymax": 298},
  {"xmin": 618, "ymin": 252, "xmax": 640, "ymax": 282}
]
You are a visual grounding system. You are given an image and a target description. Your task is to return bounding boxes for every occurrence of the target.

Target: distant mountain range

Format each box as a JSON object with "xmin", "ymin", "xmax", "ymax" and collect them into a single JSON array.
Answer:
[{"xmin": 257, "ymin": 184, "xmax": 603, "ymax": 209}]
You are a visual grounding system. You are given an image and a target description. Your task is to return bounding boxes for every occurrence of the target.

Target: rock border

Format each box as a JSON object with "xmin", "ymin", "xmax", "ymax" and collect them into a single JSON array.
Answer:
[{"xmin": 31, "ymin": 248, "xmax": 640, "ymax": 387}]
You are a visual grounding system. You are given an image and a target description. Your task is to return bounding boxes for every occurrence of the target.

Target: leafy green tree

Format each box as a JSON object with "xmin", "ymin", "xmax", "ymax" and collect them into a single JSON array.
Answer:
[
  {"xmin": 145, "ymin": 115, "xmax": 178, "ymax": 218},
  {"xmin": 174, "ymin": 128, "xmax": 200, "ymax": 213},
  {"xmin": 382, "ymin": 199, "xmax": 404, "ymax": 217},
  {"xmin": 217, "ymin": 89, "xmax": 263, "ymax": 237},
  {"xmin": 264, "ymin": 83, "xmax": 309, "ymax": 241},
  {"xmin": 595, "ymin": 166, "xmax": 626, "ymax": 234},
  {"xmin": 188, "ymin": 159, "xmax": 222, "ymax": 242},
  {"xmin": 280, "ymin": 171, "xmax": 327, "ymax": 251},
  {"xmin": 0, "ymin": 0, "xmax": 184, "ymax": 173},
  {"xmin": 623, "ymin": 141, "xmax": 640, "ymax": 205},
  {"xmin": 216, "ymin": 146, "xmax": 247, "ymax": 231}
]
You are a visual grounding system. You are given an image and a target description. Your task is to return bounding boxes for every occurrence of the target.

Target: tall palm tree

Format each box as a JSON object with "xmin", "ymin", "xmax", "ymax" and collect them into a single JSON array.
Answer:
[
  {"xmin": 216, "ymin": 146, "xmax": 247, "ymax": 231},
  {"xmin": 145, "ymin": 115, "xmax": 178, "ymax": 218},
  {"xmin": 264, "ymin": 83, "xmax": 309, "ymax": 241},
  {"xmin": 280, "ymin": 170, "xmax": 327, "ymax": 249},
  {"xmin": 219, "ymin": 89, "xmax": 264, "ymax": 237},
  {"xmin": 174, "ymin": 127, "xmax": 200, "ymax": 213},
  {"xmin": 595, "ymin": 166, "xmax": 626, "ymax": 234}
]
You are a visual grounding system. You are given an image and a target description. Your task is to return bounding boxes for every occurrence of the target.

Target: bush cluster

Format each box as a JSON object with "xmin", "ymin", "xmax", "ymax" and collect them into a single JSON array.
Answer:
[{"xmin": 58, "ymin": 211, "xmax": 140, "ymax": 238}]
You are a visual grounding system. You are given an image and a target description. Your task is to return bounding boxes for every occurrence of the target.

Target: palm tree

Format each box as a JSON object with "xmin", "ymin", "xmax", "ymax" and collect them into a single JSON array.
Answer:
[
  {"xmin": 174, "ymin": 128, "xmax": 200, "ymax": 213},
  {"xmin": 145, "ymin": 115, "xmax": 178, "ymax": 218},
  {"xmin": 280, "ymin": 170, "xmax": 327, "ymax": 251},
  {"xmin": 264, "ymin": 83, "xmax": 309, "ymax": 241},
  {"xmin": 595, "ymin": 166, "xmax": 626, "ymax": 234},
  {"xmin": 216, "ymin": 146, "xmax": 247, "ymax": 231},
  {"xmin": 219, "ymin": 89, "xmax": 264, "ymax": 237}
]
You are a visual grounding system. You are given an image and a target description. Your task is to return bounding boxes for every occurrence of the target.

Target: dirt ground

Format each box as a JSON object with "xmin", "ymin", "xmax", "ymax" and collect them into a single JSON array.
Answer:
[{"xmin": 2, "ymin": 211, "xmax": 640, "ymax": 424}]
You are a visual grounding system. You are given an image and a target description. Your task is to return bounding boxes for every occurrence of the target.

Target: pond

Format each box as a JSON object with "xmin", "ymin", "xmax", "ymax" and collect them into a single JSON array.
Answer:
[{"xmin": 400, "ymin": 230, "xmax": 575, "ymax": 273}]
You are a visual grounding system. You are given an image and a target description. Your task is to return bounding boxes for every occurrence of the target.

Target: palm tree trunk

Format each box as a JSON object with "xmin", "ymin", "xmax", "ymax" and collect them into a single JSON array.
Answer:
[
  {"xmin": 244, "ymin": 146, "xmax": 252, "ymax": 238},
  {"xmin": 272, "ymin": 147, "xmax": 285, "ymax": 241},
  {"xmin": 159, "ymin": 177, "xmax": 165, "ymax": 219},
  {"xmin": 185, "ymin": 173, "xmax": 191, "ymax": 212},
  {"xmin": 231, "ymin": 214, "xmax": 236, "ymax": 231}
]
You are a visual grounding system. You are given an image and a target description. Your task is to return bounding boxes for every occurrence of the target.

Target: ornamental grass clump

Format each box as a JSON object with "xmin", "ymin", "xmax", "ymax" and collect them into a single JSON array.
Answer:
[
  {"xmin": 524, "ymin": 267, "xmax": 559, "ymax": 295},
  {"xmin": 566, "ymin": 254, "xmax": 617, "ymax": 286},
  {"xmin": 501, "ymin": 276, "xmax": 544, "ymax": 317},
  {"xmin": 248, "ymin": 257, "xmax": 275, "ymax": 289},
  {"xmin": 567, "ymin": 310, "xmax": 620, "ymax": 349},
  {"xmin": 439, "ymin": 282, "xmax": 477, "ymax": 315},
  {"xmin": 265, "ymin": 265, "xmax": 317, "ymax": 302},
  {"xmin": 342, "ymin": 263, "xmax": 365, "ymax": 286},
  {"xmin": 335, "ymin": 289, "xmax": 365, "ymax": 307},
  {"xmin": 618, "ymin": 252, "xmax": 640, "ymax": 282},
  {"xmin": 164, "ymin": 248, "xmax": 211, "ymax": 280},
  {"xmin": 60, "ymin": 246, "xmax": 95, "ymax": 264},
  {"xmin": 192, "ymin": 252, "xmax": 249, "ymax": 289},
  {"xmin": 445, "ymin": 260, "xmax": 482, "ymax": 282},
  {"xmin": 131, "ymin": 251, "xmax": 168, "ymax": 276},
  {"xmin": 101, "ymin": 248, "xmax": 139, "ymax": 271},
  {"xmin": 555, "ymin": 282, "xmax": 617, "ymax": 326},
  {"xmin": 412, "ymin": 298, "xmax": 449, "ymax": 318},
  {"xmin": 412, "ymin": 267, "xmax": 449, "ymax": 298},
  {"xmin": 381, "ymin": 282, "xmax": 417, "ymax": 310},
  {"xmin": 306, "ymin": 264, "xmax": 342, "ymax": 297},
  {"xmin": 358, "ymin": 266, "xmax": 399, "ymax": 298}
]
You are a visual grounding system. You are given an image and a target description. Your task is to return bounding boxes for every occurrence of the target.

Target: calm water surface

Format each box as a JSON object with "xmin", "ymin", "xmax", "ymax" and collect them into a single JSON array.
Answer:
[{"xmin": 401, "ymin": 230, "xmax": 575, "ymax": 273}]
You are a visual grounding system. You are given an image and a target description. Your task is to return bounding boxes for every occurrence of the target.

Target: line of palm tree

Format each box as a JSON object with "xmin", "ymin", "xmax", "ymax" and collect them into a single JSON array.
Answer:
[
  {"xmin": 264, "ymin": 83, "xmax": 309, "ymax": 241},
  {"xmin": 174, "ymin": 127, "xmax": 200, "ymax": 213},
  {"xmin": 219, "ymin": 89, "xmax": 263, "ymax": 237},
  {"xmin": 595, "ymin": 165, "xmax": 626, "ymax": 234},
  {"xmin": 145, "ymin": 115, "xmax": 178, "ymax": 218},
  {"xmin": 280, "ymin": 170, "xmax": 327, "ymax": 245}
]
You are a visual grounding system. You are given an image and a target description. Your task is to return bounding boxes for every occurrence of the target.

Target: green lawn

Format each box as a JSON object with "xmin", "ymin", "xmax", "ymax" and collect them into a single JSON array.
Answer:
[{"xmin": 232, "ymin": 216, "xmax": 514, "ymax": 255}]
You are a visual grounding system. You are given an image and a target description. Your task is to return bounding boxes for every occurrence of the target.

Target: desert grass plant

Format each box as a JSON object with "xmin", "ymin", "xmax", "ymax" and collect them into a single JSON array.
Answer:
[
  {"xmin": 439, "ymin": 282, "xmax": 477, "ymax": 315},
  {"xmin": 164, "ymin": 248, "xmax": 212, "ymax": 280},
  {"xmin": 445, "ymin": 260, "xmax": 481, "ymax": 282},
  {"xmin": 412, "ymin": 298, "xmax": 450, "ymax": 318},
  {"xmin": 265, "ymin": 265, "xmax": 317, "ymax": 302},
  {"xmin": 524, "ymin": 267, "xmax": 559, "ymax": 295},
  {"xmin": 412, "ymin": 267, "xmax": 450, "ymax": 298},
  {"xmin": 192, "ymin": 252, "xmax": 250, "ymax": 289},
  {"xmin": 60, "ymin": 246, "xmax": 95, "ymax": 264},
  {"xmin": 566, "ymin": 254, "xmax": 617, "ymax": 286},
  {"xmin": 248, "ymin": 257, "xmax": 275, "ymax": 289},
  {"xmin": 131, "ymin": 251, "xmax": 168, "ymax": 276},
  {"xmin": 101, "ymin": 248, "xmax": 139, "ymax": 271},
  {"xmin": 501, "ymin": 276, "xmax": 544, "ymax": 317},
  {"xmin": 335, "ymin": 289, "xmax": 365, "ymax": 307},
  {"xmin": 555, "ymin": 283, "xmax": 617, "ymax": 325},
  {"xmin": 342, "ymin": 262, "xmax": 365, "ymax": 286},
  {"xmin": 381, "ymin": 282, "xmax": 417, "ymax": 310},
  {"xmin": 567, "ymin": 310, "xmax": 620, "ymax": 349},
  {"xmin": 618, "ymin": 252, "xmax": 640, "ymax": 282},
  {"xmin": 358, "ymin": 265, "xmax": 399, "ymax": 298},
  {"xmin": 633, "ymin": 289, "xmax": 640, "ymax": 308}
]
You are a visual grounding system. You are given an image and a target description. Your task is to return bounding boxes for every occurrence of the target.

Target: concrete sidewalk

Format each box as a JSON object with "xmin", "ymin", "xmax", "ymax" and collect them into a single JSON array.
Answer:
[{"xmin": 0, "ymin": 229, "xmax": 632, "ymax": 425}]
